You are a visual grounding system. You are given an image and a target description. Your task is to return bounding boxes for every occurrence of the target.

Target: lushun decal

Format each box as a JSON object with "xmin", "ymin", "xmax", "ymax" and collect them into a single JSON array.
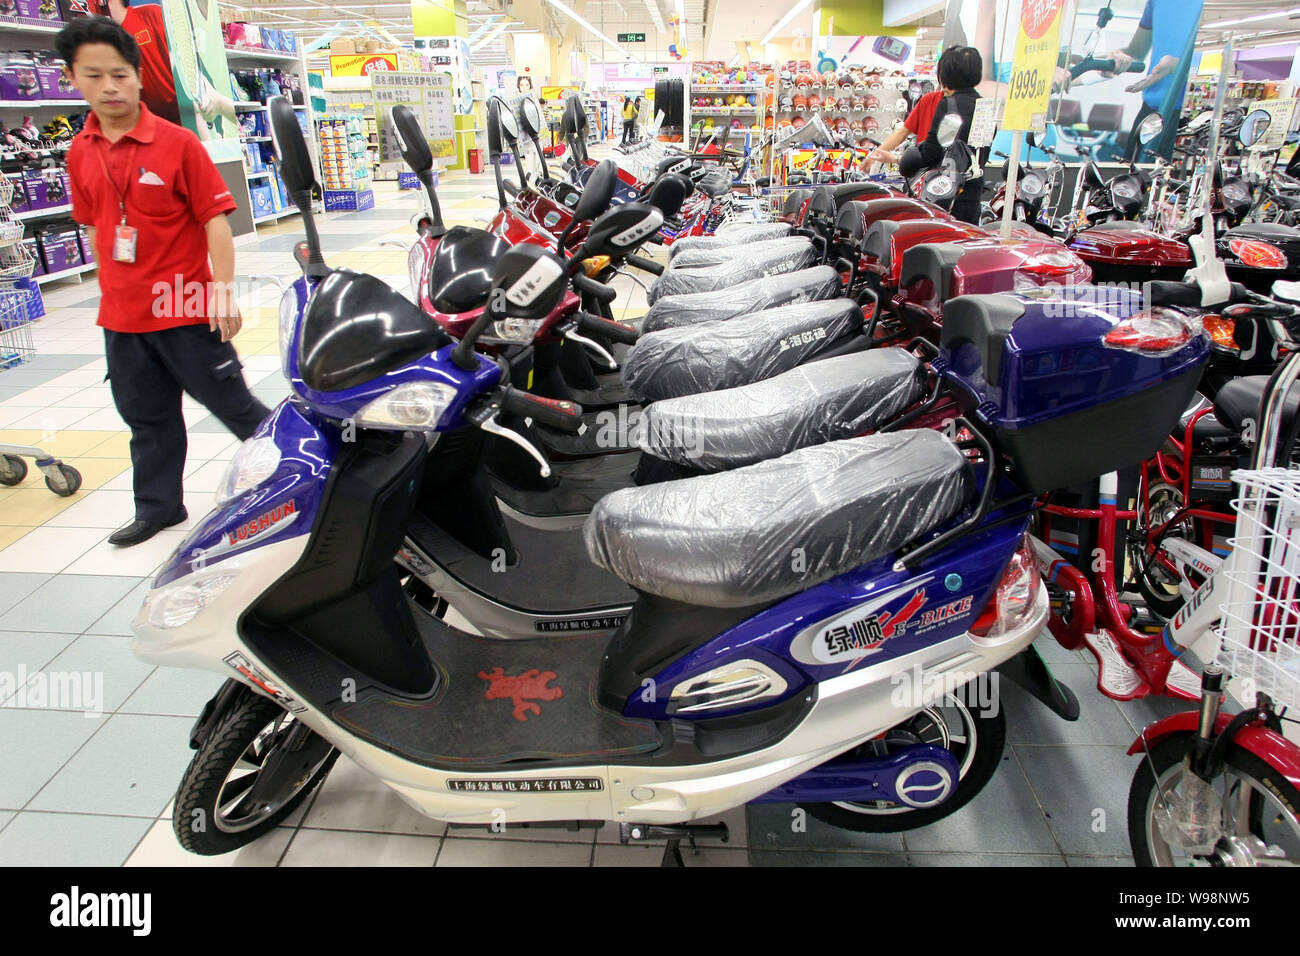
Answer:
[{"xmin": 227, "ymin": 499, "xmax": 296, "ymax": 546}]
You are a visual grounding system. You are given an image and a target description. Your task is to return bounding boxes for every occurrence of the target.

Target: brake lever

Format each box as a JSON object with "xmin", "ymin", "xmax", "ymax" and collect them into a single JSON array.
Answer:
[
  {"xmin": 560, "ymin": 321, "xmax": 618, "ymax": 369},
  {"xmin": 379, "ymin": 238, "xmax": 412, "ymax": 253},
  {"xmin": 477, "ymin": 412, "xmax": 552, "ymax": 478}
]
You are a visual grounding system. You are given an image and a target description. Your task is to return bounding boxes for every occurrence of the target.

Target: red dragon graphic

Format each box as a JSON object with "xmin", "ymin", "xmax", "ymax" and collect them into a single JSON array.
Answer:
[{"xmin": 478, "ymin": 667, "xmax": 564, "ymax": 721}]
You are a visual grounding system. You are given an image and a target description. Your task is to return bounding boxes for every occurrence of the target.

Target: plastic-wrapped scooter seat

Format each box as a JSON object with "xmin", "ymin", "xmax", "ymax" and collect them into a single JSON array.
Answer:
[
  {"xmin": 625, "ymin": 297, "xmax": 865, "ymax": 401},
  {"xmin": 669, "ymin": 234, "xmax": 813, "ymax": 270},
  {"xmin": 668, "ymin": 222, "xmax": 794, "ymax": 258},
  {"xmin": 641, "ymin": 264, "xmax": 842, "ymax": 333},
  {"xmin": 648, "ymin": 237, "xmax": 818, "ymax": 303},
  {"xmin": 636, "ymin": 348, "xmax": 925, "ymax": 471},
  {"xmin": 584, "ymin": 431, "xmax": 974, "ymax": 607}
]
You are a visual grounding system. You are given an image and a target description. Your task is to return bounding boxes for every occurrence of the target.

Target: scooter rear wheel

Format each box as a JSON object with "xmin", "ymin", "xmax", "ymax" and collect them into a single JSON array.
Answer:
[
  {"xmin": 800, "ymin": 694, "xmax": 1004, "ymax": 833},
  {"xmin": 173, "ymin": 686, "xmax": 338, "ymax": 856}
]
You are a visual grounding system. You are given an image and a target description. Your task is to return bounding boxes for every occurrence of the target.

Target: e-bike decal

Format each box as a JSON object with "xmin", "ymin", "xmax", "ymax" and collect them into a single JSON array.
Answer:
[
  {"xmin": 478, "ymin": 666, "xmax": 564, "ymax": 721},
  {"xmin": 447, "ymin": 777, "xmax": 603, "ymax": 793},
  {"xmin": 223, "ymin": 650, "xmax": 307, "ymax": 713},
  {"xmin": 535, "ymin": 615, "xmax": 628, "ymax": 633},
  {"xmin": 789, "ymin": 577, "xmax": 934, "ymax": 667}
]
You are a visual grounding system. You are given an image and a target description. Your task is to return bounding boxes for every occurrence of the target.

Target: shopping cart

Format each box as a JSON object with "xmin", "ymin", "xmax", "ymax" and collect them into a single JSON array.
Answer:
[{"xmin": 0, "ymin": 217, "xmax": 83, "ymax": 497}]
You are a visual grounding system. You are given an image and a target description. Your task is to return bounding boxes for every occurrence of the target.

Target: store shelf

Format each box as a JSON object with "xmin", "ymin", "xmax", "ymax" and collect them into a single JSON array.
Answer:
[
  {"xmin": 253, "ymin": 207, "xmax": 300, "ymax": 223},
  {"xmin": 225, "ymin": 46, "xmax": 302, "ymax": 64},
  {"xmin": 35, "ymin": 261, "xmax": 96, "ymax": 285},
  {"xmin": 692, "ymin": 84, "xmax": 764, "ymax": 92},
  {"xmin": 233, "ymin": 101, "xmax": 263, "ymax": 109},
  {"xmin": 0, "ymin": 99, "xmax": 88, "ymax": 108},
  {"xmin": 14, "ymin": 203, "xmax": 70, "ymax": 220},
  {"xmin": 0, "ymin": 17, "xmax": 62, "ymax": 35},
  {"xmin": 246, "ymin": 170, "xmax": 273, "ymax": 179}
]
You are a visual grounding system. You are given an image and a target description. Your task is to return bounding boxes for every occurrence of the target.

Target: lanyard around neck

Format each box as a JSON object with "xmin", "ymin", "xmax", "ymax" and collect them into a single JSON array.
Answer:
[{"xmin": 93, "ymin": 138, "xmax": 140, "ymax": 224}]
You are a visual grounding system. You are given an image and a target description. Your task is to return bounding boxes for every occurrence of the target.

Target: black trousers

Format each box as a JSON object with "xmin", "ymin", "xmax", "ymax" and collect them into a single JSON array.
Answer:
[
  {"xmin": 621, "ymin": 119, "xmax": 635, "ymax": 144},
  {"xmin": 104, "ymin": 325, "xmax": 270, "ymax": 522},
  {"xmin": 952, "ymin": 179, "xmax": 983, "ymax": 225}
]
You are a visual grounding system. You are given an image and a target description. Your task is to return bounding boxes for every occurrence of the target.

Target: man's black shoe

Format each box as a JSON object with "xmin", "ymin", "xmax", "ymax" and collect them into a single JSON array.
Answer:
[{"xmin": 108, "ymin": 508, "xmax": 188, "ymax": 547}]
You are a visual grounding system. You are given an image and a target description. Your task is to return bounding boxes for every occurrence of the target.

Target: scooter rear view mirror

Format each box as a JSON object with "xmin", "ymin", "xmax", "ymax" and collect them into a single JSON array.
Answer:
[
  {"xmin": 269, "ymin": 95, "xmax": 315, "ymax": 197},
  {"xmin": 574, "ymin": 203, "xmax": 664, "ymax": 264},
  {"xmin": 936, "ymin": 113, "xmax": 962, "ymax": 149},
  {"xmin": 1240, "ymin": 109, "xmax": 1272, "ymax": 148},
  {"xmin": 520, "ymin": 98, "xmax": 544, "ymax": 138},
  {"xmin": 390, "ymin": 104, "xmax": 433, "ymax": 174},
  {"xmin": 451, "ymin": 244, "xmax": 568, "ymax": 370},
  {"xmin": 492, "ymin": 95, "xmax": 521, "ymax": 143},
  {"xmin": 643, "ymin": 173, "xmax": 691, "ymax": 219},
  {"xmin": 1137, "ymin": 112, "xmax": 1163, "ymax": 146}
]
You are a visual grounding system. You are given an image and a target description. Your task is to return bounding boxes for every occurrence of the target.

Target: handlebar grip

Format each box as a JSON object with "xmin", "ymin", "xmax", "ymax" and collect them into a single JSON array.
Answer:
[
  {"xmin": 573, "ymin": 273, "xmax": 617, "ymax": 303},
  {"xmin": 503, "ymin": 180, "xmax": 520, "ymax": 197},
  {"xmin": 576, "ymin": 312, "xmax": 638, "ymax": 345},
  {"xmin": 625, "ymin": 253, "xmax": 664, "ymax": 276},
  {"xmin": 502, "ymin": 388, "xmax": 585, "ymax": 433}
]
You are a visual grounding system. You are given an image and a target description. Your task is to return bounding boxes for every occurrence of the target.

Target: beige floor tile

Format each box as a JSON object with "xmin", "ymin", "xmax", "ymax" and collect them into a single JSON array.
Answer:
[
  {"xmin": 0, "ymin": 429, "xmax": 121, "ymax": 458},
  {"xmin": 0, "ymin": 525, "xmax": 32, "ymax": 550},
  {"xmin": 0, "ymin": 487, "xmax": 86, "ymax": 526},
  {"xmin": 62, "ymin": 527, "xmax": 188, "ymax": 577},
  {"xmin": 125, "ymin": 819, "xmax": 293, "ymax": 867},
  {"xmin": 0, "ymin": 525, "xmax": 106, "ymax": 573},
  {"xmin": 280, "ymin": 828, "xmax": 441, "ymax": 867}
]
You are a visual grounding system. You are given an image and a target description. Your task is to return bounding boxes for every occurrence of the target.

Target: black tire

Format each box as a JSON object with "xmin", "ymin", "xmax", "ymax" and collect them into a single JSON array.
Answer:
[
  {"xmin": 0, "ymin": 454, "xmax": 26, "ymax": 485},
  {"xmin": 801, "ymin": 694, "xmax": 1005, "ymax": 833},
  {"xmin": 173, "ymin": 686, "xmax": 337, "ymax": 856},
  {"xmin": 45, "ymin": 463, "xmax": 80, "ymax": 497},
  {"xmin": 1128, "ymin": 733, "xmax": 1300, "ymax": 866}
]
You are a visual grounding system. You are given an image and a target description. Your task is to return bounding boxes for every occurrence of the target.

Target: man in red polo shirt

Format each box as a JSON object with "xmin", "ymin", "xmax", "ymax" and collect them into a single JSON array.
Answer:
[
  {"xmin": 57, "ymin": 16, "xmax": 268, "ymax": 547},
  {"xmin": 865, "ymin": 86, "xmax": 946, "ymax": 168}
]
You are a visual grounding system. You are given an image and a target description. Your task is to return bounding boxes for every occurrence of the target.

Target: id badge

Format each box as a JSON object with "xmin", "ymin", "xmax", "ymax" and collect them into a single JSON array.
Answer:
[{"xmin": 112, "ymin": 224, "xmax": 138, "ymax": 263}]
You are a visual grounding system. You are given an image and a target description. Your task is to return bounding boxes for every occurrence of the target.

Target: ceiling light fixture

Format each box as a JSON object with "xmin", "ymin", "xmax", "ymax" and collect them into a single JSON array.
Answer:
[
  {"xmin": 642, "ymin": 0, "xmax": 665, "ymax": 32},
  {"xmin": 761, "ymin": 0, "xmax": 813, "ymax": 45},
  {"xmin": 544, "ymin": 0, "xmax": 632, "ymax": 57},
  {"xmin": 1203, "ymin": 6, "xmax": 1300, "ymax": 28}
]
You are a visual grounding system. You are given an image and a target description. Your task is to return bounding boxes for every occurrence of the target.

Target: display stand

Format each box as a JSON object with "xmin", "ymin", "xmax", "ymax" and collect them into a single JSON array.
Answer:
[
  {"xmin": 0, "ymin": 16, "xmax": 94, "ymax": 288},
  {"xmin": 317, "ymin": 113, "xmax": 375, "ymax": 211}
]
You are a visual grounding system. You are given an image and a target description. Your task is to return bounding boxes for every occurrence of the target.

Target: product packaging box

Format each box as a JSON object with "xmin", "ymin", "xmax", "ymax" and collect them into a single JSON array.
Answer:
[
  {"xmin": 33, "ymin": 55, "xmax": 63, "ymax": 98},
  {"xmin": 37, "ymin": 224, "xmax": 82, "ymax": 274},
  {"xmin": 77, "ymin": 224, "xmax": 94, "ymax": 264},
  {"xmin": 22, "ymin": 167, "xmax": 48, "ymax": 209},
  {"xmin": 21, "ymin": 236, "xmax": 44, "ymax": 276},
  {"xmin": 250, "ymin": 183, "xmax": 275, "ymax": 218},
  {"xmin": 329, "ymin": 38, "xmax": 354, "ymax": 55},
  {"xmin": 15, "ymin": 0, "xmax": 63, "ymax": 22},
  {"xmin": 0, "ymin": 56, "xmax": 41, "ymax": 100},
  {"xmin": 5, "ymin": 170, "xmax": 30, "ymax": 212}
]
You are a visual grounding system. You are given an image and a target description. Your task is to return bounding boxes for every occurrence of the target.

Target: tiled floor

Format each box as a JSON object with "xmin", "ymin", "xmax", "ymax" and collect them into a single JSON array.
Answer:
[{"xmin": 0, "ymin": 156, "xmax": 1175, "ymax": 867}]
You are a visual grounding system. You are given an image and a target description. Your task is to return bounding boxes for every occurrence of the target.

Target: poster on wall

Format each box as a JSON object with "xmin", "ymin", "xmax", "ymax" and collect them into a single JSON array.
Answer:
[
  {"xmin": 809, "ymin": 34, "xmax": 917, "ymax": 73},
  {"xmin": 372, "ymin": 71, "xmax": 456, "ymax": 174},
  {"xmin": 139, "ymin": 0, "xmax": 241, "ymax": 161},
  {"xmin": 330, "ymin": 53, "xmax": 400, "ymax": 77},
  {"xmin": 418, "ymin": 35, "xmax": 473, "ymax": 113},
  {"xmin": 947, "ymin": 0, "xmax": 1203, "ymax": 162}
]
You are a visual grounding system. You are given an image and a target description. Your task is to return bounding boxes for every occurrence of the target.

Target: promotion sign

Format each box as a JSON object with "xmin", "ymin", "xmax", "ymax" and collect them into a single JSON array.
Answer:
[
  {"xmin": 372, "ymin": 71, "xmax": 456, "ymax": 171},
  {"xmin": 330, "ymin": 53, "xmax": 399, "ymax": 77},
  {"xmin": 1002, "ymin": 0, "xmax": 1065, "ymax": 132},
  {"xmin": 1250, "ymin": 98, "xmax": 1297, "ymax": 150}
]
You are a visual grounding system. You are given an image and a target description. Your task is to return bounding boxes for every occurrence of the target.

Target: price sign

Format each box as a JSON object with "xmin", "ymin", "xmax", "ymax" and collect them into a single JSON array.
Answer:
[
  {"xmin": 968, "ymin": 97, "xmax": 1002, "ymax": 148},
  {"xmin": 1250, "ymin": 98, "xmax": 1297, "ymax": 150},
  {"xmin": 1003, "ymin": 0, "xmax": 1065, "ymax": 132},
  {"xmin": 372, "ymin": 71, "xmax": 456, "ymax": 171}
]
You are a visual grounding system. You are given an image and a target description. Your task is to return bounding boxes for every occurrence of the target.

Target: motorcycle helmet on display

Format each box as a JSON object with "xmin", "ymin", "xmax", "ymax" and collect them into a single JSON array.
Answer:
[
  {"xmin": 791, "ymin": 115, "xmax": 806, "ymax": 131},
  {"xmin": 808, "ymin": 93, "xmax": 822, "ymax": 111},
  {"xmin": 795, "ymin": 72, "xmax": 813, "ymax": 91},
  {"xmin": 894, "ymin": 97, "xmax": 910, "ymax": 113},
  {"xmin": 865, "ymin": 95, "xmax": 880, "ymax": 111},
  {"xmin": 836, "ymin": 96, "xmax": 851, "ymax": 112},
  {"xmin": 868, "ymin": 73, "xmax": 883, "ymax": 90},
  {"xmin": 851, "ymin": 94, "xmax": 866, "ymax": 111},
  {"xmin": 864, "ymin": 116, "xmax": 880, "ymax": 134},
  {"xmin": 779, "ymin": 94, "xmax": 794, "ymax": 111},
  {"xmin": 850, "ymin": 118, "xmax": 865, "ymax": 135},
  {"xmin": 792, "ymin": 93, "xmax": 808, "ymax": 111}
]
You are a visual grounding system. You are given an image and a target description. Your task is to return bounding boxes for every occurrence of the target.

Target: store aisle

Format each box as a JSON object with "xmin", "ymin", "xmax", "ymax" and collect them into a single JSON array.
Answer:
[{"xmin": 0, "ymin": 162, "xmax": 1176, "ymax": 867}]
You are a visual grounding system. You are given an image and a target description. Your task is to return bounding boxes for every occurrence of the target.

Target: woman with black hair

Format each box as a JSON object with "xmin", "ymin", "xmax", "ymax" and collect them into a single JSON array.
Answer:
[{"xmin": 916, "ymin": 44, "xmax": 986, "ymax": 224}]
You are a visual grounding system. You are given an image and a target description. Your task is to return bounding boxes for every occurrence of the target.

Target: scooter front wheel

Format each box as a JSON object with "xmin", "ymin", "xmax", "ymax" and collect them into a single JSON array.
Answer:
[
  {"xmin": 173, "ymin": 685, "xmax": 338, "ymax": 856},
  {"xmin": 800, "ymin": 694, "xmax": 1004, "ymax": 833},
  {"xmin": 1128, "ymin": 733, "xmax": 1300, "ymax": 866}
]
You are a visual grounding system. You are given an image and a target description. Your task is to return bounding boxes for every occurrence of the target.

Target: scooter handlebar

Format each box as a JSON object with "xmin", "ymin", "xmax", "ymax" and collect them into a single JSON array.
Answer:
[
  {"xmin": 573, "ymin": 273, "xmax": 617, "ymax": 303},
  {"xmin": 500, "ymin": 387, "xmax": 586, "ymax": 433},
  {"xmin": 576, "ymin": 311, "xmax": 639, "ymax": 345},
  {"xmin": 1147, "ymin": 279, "xmax": 1264, "ymax": 310},
  {"xmin": 625, "ymin": 253, "xmax": 664, "ymax": 276}
]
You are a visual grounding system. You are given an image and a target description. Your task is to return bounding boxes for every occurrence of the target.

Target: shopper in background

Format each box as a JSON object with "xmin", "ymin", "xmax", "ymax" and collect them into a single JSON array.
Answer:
[
  {"xmin": 865, "ymin": 83, "xmax": 947, "ymax": 167},
  {"xmin": 915, "ymin": 45, "xmax": 986, "ymax": 225},
  {"xmin": 56, "ymin": 17, "xmax": 269, "ymax": 547},
  {"xmin": 621, "ymin": 95, "xmax": 637, "ymax": 145}
]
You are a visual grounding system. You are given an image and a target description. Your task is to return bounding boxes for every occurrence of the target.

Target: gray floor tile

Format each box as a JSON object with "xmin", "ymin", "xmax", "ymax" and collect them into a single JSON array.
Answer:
[
  {"xmin": 749, "ymin": 848, "xmax": 910, "ymax": 866},
  {"xmin": 1066, "ymin": 854, "xmax": 1132, "ymax": 866},
  {"xmin": 0, "ymin": 385, "xmax": 30, "ymax": 402},
  {"xmin": 125, "ymin": 818, "xmax": 293, "ymax": 866},
  {"xmin": 0, "ymin": 810, "xmax": 11, "ymax": 830},
  {"xmin": 1032, "ymin": 631, "xmax": 1090, "ymax": 665},
  {"xmin": 28, "ymin": 713, "xmax": 194, "ymax": 816},
  {"xmin": 907, "ymin": 851, "xmax": 1066, "ymax": 866},
  {"xmin": 301, "ymin": 757, "xmax": 446, "ymax": 836},
  {"xmin": 119, "ymin": 666, "xmax": 224, "ymax": 717},
  {"xmin": 0, "ymin": 709, "xmax": 102, "ymax": 809},
  {"xmin": 1013, "ymin": 744, "xmax": 1135, "ymax": 856},
  {"xmin": 0, "ymin": 811, "xmax": 153, "ymax": 866},
  {"xmin": 1003, "ymin": 662, "xmax": 1139, "ymax": 746},
  {"xmin": 0, "ymin": 366, "xmax": 68, "ymax": 388},
  {"xmin": 1114, "ymin": 691, "xmax": 1195, "ymax": 738},
  {"xmin": 86, "ymin": 577, "xmax": 152, "ymax": 636},
  {"xmin": 185, "ymin": 414, "xmax": 235, "ymax": 433},
  {"xmin": 435, "ymin": 836, "xmax": 591, "ymax": 867},
  {"xmin": 901, "ymin": 753, "xmax": 1059, "ymax": 854},
  {"xmin": 1, "ymin": 574, "xmax": 140, "ymax": 634},
  {"xmin": 745, "ymin": 802, "xmax": 906, "ymax": 853},
  {"xmin": 593, "ymin": 842, "xmax": 749, "ymax": 867},
  {"xmin": 281, "ymin": 828, "xmax": 441, "ymax": 866},
  {"xmin": 41, "ymin": 634, "xmax": 155, "ymax": 714},
  {"xmin": 0, "ymin": 632, "xmax": 79, "ymax": 686},
  {"xmin": 21, "ymin": 354, "xmax": 101, "ymax": 371},
  {"xmin": 0, "ymin": 572, "xmax": 52, "ymax": 614}
]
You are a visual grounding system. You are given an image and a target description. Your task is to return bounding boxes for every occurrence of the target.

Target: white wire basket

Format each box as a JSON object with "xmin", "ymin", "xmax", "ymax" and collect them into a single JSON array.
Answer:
[
  {"xmin": 1217, "ymin": 467, "xmax": 1300, "ymax": 712},
  {"xmin": 0, "ymin": 241, "xmax": 35, "ymax": 279},
  {"xmin": 0, "ymin": 176, "xmax": 12, "ymax": 206}
]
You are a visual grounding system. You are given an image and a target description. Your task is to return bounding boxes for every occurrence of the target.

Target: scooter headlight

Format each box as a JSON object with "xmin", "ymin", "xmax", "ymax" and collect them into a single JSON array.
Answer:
[
  {"xmin": 354, "ymin": 381, "xmax": 459, "ymax": 430},
  {"xmin": 216, "ymin": 436, "xmax": 281, "ymax": 506},
  {"xmin": 278, "ymin": 287, "xmax": 297, "ymax": 379},
  {"xmin": 1111, "ymin": 179, "xmax": 1139, "ymax": 200},
  {"xmin": 1019, "ymin": 171, "xmax": 1044, "ymax": 199},
  {"xmin": 481, "ymin": 317, "xmax": 546, "ymax": 344},
  {"xmin": 1222, "ymin": 180, "xmax": 1250, "ymax": 204},
  {"xmin": 407, "ymin": 241, "xmax": 429, "ymax": 303},
  {"xmin": 137, "ymin": 569, "xmax": 241, "ymax": 630},
  {"xmin": 925, "ymin": 173, "xmax": 955, "ymax": 201}
]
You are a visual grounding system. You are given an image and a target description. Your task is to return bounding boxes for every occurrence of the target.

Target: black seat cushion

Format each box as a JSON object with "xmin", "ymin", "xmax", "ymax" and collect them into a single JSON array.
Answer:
[
  {"xmin": 783, "ymin": 188, "xmax": 813, "ymax": 219},
  {"xmin": 641, "ymin": 265, "xmax": 842, "ymax": 333},
  {"xmin": 898, "ymin": 242, "xmax": 967, "ymax": 302},
  {"xmin": 668, "ymin": 222, "xmax": 794, "ymax": 258},
  {"xmin": 584, "ymin": 432, "xmax": 974, "ymax": 607},
  {"xmin": 637, "ymin": 348, "xmax": 924, "ymax": 470},
  {"xmin": 1213, "ymin": 376, "xmax": 1300, "ymax": 434},
  {"xmin": 1224, "ymin": 222, "xmax": 1299, "ymax": 240},
  {"xmin": 625, "ymin": 297, "xmax": 865, "ymax": 401},
  {"xmin": 649, "ymin": 237, "xmax": 816, "ymax": 302},
  {"xmin": 669, "ymin": 235, "xmax": 811, "ymax": 270}
]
